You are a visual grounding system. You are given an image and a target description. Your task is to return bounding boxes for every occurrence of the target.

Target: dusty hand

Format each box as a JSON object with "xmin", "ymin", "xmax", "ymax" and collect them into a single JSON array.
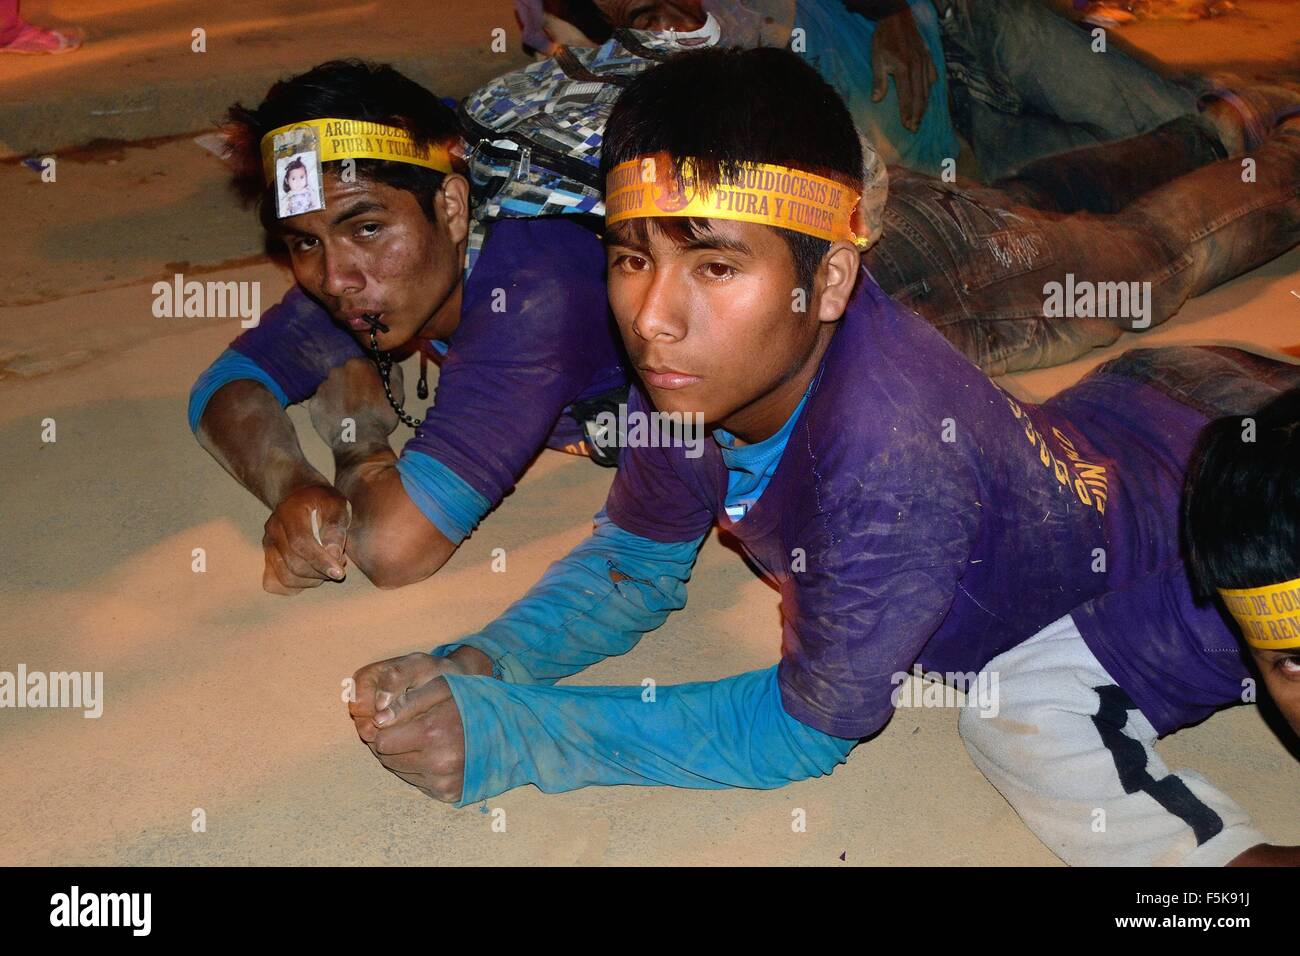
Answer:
[
  {"xmin": 262, "ymin": 483, "xmax": 351, "ymax": 595},
  {"xmin": 870, "ymin": 6, "xmax": 939, "ymax": 132},
  {"xmin": 349, "ymin": 649, "xmax": 494, "ymax": 803},
  {"xmin": 349, "ymin": 649, "xmax": 493, "ymax": 719}
]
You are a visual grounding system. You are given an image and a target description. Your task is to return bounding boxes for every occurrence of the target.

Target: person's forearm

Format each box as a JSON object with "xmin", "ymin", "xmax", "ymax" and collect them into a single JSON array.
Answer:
[
  {"xmin": 442, "ymin": 665, "xmax": 858, "ymax": 806},
  {"xmin": 432, "ymin": 513, "xmax": 702, "ymax": 684},
  {"xmin": 300, "ymin": 358, "xmax": 457, "ymax": 587},
  {"xmin": 332, "ymin": 445, "xmax": 459, "ymax": 587},
  {"xmin": 196, "ymin": 380, "xmax": 329, "ymax": 509}
]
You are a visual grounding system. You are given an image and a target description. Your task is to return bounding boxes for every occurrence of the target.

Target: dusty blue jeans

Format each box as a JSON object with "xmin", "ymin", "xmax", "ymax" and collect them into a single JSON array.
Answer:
[
  {"xmin": 866, "ymin": 126, "xmax": 1300, "ymax": 374},
  {"xmin": 937, "ymin": 0, "xmax": 1201, "ymax": 181}
]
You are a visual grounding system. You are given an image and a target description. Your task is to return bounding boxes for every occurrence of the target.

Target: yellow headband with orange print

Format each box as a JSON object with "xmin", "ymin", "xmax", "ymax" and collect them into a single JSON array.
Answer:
[
  {"xmin": 605, "ymin": 154, "xmax": 870, "ymax": 248},
  {"xmin": 259, "ymin": 118, "xmax": 453, "ymax": 184},
  {"xmin": 1219, "ymin": 577, "xmax": 1300, "ymax": 649}
]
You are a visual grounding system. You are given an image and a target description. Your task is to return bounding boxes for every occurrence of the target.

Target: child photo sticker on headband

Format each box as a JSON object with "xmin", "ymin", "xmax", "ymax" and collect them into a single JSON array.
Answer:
[{"xmin": 270, "ymin": 125, "xmax": 325, "ymax": 220}]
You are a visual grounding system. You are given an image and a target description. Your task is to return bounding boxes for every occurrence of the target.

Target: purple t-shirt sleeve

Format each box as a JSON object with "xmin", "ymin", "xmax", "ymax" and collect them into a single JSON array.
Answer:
[
  {"xmin": 228, "ymin": 286, "xmax": 364, "ymax": 405},
  {"xmin": 402, "ymin": 217, "xmax": 618, "ymax": 508},
  {"xmin": 605, "ymin": 390, "xmax": 717, "ymax": 544},
  {"xmin": 777, "ymin": 448, "xmax": 981, "ymax": 739}
]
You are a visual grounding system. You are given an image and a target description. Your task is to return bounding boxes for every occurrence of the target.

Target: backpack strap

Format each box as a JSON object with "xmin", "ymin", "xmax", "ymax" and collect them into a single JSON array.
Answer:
[
  {"xmin": 553, "ymin": 44, "xmax": 635, "ymax": 88},
  {"xmin": 610, "ymin": 28, "xmax": 675, "ymax": 62}
]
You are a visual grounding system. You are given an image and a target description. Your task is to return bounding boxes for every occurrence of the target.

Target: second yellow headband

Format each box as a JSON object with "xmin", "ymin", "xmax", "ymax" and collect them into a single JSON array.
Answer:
[
  {"xmin": 606, "ymin": 154, "xmax": 868, "ymax": 248},
  {"xmin": 259, "ymin": 118, "xmax": 453, "ymax": 185},
  {"xmin": 1219, "ymin": 577, "xmax": 1300, "ymax": 650}
]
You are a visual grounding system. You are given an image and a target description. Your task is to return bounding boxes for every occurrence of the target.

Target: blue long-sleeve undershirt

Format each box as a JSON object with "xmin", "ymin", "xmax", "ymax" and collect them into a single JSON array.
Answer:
[
  {"xmin": 442, "ymin": 665, "xmax": 858, "ymax": 806},
  {"xmin": 429, "ymin": 401, "xmax": 858, "ymax": 805},
  {"xmin": 188, "ymin": 348, "xmax": 289, "ymax": 432},
  {"xmin": 432, "ymin": 510, "xmax": 702, "ymax": 683}
]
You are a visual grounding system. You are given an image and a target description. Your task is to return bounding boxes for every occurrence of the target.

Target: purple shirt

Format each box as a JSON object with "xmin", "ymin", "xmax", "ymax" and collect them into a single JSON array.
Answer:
[
  {"xmin": 606, "ymin": 271, "xmax": 1232, "ymax": 739},
  {"xmin": 227, "ymin": 284, "xmax": 361, "ymax": 406},
  {"xmin": 1073, "ymin": 565, "xmax": 1250, "ymax": 736},
  {"xmin": 228, "ymin": 217, "xmax": 626, "ymax": 508}
]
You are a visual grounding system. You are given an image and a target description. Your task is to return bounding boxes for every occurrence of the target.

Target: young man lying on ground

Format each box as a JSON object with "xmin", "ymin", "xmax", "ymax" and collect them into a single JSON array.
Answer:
[
  {"xmin": 870, "ymin": 106, "xmax": 1300, "ymax": 373},
  {"xmin": 959, "ymin": 386, "xmax": 1300, "ymax": 866},
  {"xmin": 626, "ymin": 0, "xmax": 960, "ymax": 174},
  {"xmin": 189, "ymin": 61, "xmax": 628, "ymax": 595},
  {"xmin": 932, "ymin": 0, "xmax": 1212, "ymax": 182},
  {"xmin": 346, "ymin": 50, "xmax": 1300, "ymax": 868}
]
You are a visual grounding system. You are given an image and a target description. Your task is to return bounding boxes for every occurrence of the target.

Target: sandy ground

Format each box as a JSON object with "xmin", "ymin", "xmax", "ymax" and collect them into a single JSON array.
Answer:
[
  {"xmin": 1, "ymin": 1, "xmax": 1299, "ymax": 866},
  {"xmin": 0, "ymin": 0, "xmax": 531, "ymax": 158}
]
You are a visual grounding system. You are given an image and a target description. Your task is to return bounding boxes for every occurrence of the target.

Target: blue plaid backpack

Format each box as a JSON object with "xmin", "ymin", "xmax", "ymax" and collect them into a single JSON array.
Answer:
[{"xmin": 459, "ymin": 29, "xmax": 681, "ymax": 223}]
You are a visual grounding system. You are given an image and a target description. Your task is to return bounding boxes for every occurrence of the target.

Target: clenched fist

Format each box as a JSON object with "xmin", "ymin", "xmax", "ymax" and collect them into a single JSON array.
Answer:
[
  {"xmin": 262, "ymin": 483, "xmax": 351, "ymax": 595},
  {"xmin": 349, "ymin": 648, "xmax": 495, "ymax": 803}
]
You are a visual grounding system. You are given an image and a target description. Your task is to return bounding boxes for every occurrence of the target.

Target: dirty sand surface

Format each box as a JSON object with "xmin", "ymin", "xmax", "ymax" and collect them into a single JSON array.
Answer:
[{"xmin": 1, "ymin": 1, "xmax": 1298, "ymax": 865}]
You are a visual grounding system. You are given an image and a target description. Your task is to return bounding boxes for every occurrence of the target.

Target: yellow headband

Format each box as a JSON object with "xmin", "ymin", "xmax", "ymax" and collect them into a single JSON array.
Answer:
[
  {"xmin": 606, "ymin": 155, "xmax": 868, "ymax": 248},
  {"xmin": 1219, "ymin": 577, "xmax": 1300, "ymax": 649},
  {"xmin": 259, "ymin": 118, "xmax": 452, "ymax": 184}
]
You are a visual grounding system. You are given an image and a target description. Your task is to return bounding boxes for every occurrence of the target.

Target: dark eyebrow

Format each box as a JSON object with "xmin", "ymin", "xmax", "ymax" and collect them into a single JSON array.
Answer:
[
  {"xmin": 330, "ymin": 198, "xmax": 387, "ymax": 227},
  {"xmin": 604, "ymin": 221, "xmax": 755, "ymax": 258},
  {"xmin": 1255, "ymin": 647, "xmax": 1300, "ymax": 658},
  {"xmin": 271, "ymin": 198, "xmax": 389, "ymax": 239},
  {"xmin": 604, "ymin": 223, "xmax": 649, "ymax": 252},
  {"xmin": 681, "ymin": 232, "xmax": 755, "ymax": 258}
]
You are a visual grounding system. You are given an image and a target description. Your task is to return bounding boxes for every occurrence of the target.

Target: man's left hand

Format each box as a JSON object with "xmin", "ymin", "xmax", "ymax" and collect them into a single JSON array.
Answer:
[{"xmin": 354, "ymin": 674, "xmax": 466, "ymax": 803}]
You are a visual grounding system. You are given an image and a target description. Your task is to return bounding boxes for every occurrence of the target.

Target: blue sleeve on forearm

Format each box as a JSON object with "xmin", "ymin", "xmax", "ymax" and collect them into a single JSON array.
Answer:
[
  {"xmin": 442, "ymin": 665, "xmax": 859, "ymax": 806},
  {"xmin": 188, "ymin": 348, "xmax": 290, "ymax": 433},
  {"xmin": 394, "ymin": 448, "xmax": 493, "ymax": 545},
  {"xmin": 431, "ymin": 511, "xmax": 703, "ymax": 683}
]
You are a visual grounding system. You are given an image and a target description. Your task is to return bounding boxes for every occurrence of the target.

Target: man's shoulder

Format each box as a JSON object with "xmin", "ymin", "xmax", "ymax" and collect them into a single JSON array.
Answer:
[
  {"xmin": 457, "ymin": 218, "xmax": 610, "ymax": 361},
  {"xmin": 468, "ymin": 218, "xmax": 606, "ymax": 303},
  {"xmin": 808, "ymin": 277, "xmax": 985, "ymax": 451},
  {"xmin": 231, "ymin": 285, "xmax": 350, "ymax": 349},
  {"xmin": 779, "ymin": 284, "xmax": 988, "ymax": 528}
]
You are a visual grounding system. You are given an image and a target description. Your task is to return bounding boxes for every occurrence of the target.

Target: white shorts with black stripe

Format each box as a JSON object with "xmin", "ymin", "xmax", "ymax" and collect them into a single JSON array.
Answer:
[{"xmin": 958, "ymin": 615, "xmax": 1267, "ymax": 866}]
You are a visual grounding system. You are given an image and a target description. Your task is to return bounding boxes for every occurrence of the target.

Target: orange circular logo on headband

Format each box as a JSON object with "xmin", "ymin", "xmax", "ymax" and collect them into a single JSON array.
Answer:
[{"xmin": 607, "ymin": 154, "xmax": 868, "ymax": 247}]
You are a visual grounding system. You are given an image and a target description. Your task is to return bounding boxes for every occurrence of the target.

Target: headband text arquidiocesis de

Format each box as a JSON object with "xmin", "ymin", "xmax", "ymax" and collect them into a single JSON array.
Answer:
[
  {"xmin": 259, "ymin": 117, "xmax": 453, "ymax": 184},
  {"xmin": 605, "ymin": 155, "xmax": 869, "ymax": 248}
]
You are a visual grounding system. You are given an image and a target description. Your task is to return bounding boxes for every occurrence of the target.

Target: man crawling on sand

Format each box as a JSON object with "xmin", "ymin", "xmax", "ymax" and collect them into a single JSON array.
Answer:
[{"xmin": 190, "ymin": 61, "xmax": 628, "ymax": 595}]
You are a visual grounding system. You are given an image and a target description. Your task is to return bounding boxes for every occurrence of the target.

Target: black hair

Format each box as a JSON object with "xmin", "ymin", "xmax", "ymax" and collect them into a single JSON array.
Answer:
[
  {"xmin": 281, "ymin": 157, "xmax": 307, "ymax": 193},
  {"xmin": 224, "ymin": 59, "xmax": 460, "ymax": 232},
  {"xmin": 1185, "ymin": 387, "xmax": 1300, "ymax": 596},
  {"xmin": 601, "ymin": 46, "xmax": 863, "ymax": 291}
]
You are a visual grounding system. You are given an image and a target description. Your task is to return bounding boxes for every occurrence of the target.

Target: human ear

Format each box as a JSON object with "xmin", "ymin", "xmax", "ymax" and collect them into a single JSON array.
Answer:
[
  {"xmin": 814, "ymin": 242, "xmax": 861, "ymax": 324},
  {"xmin": 435, "ymin": 174, "xmax": 471, "ymax": 246}
]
